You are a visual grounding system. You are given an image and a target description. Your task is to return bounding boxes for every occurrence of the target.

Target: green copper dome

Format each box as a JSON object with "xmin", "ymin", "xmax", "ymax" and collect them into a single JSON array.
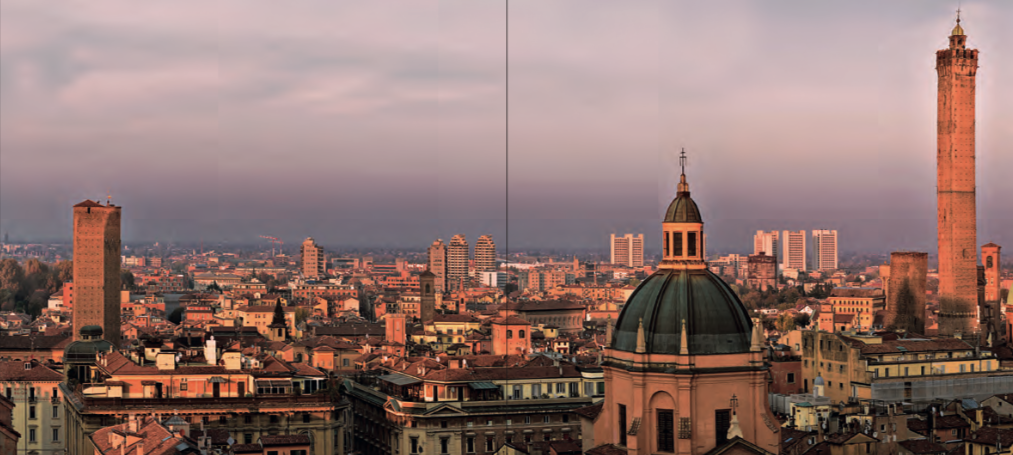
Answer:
[
  {"xmin": 664, "ymin": 192, "xmax": 702, "ymax": 224},
  {"xmin": 612, "ymin": 268, "xmax": 753, "ymax": 355}
]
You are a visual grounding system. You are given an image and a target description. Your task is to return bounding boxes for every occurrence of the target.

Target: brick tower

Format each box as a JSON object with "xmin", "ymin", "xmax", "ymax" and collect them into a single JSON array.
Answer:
[
  {"xmin": 73, "ymin": 199, "xmax": 122, "ymax": 347},
  {"xmin": 982, "ymin": 243, "xmax": 1001, "ymax": 303},
  {"xmin": 936, "ymin": 12, "xmax": 979, "ymax": 337}
]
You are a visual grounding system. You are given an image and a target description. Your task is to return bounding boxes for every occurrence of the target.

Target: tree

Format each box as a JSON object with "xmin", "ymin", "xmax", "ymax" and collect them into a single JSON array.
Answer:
[
  {"xmin": 794, "ymin": 313, "xmax": 811, "ymax": 329},
  {"xmin": 775, "ymin": 313, "xmax": 796, "ymax": 333},
  {"xmin": 54, "ymin": 260, "xmax": 73, "ymax": 282},
  {"xmin": 121, "ymin": 270, "xmax": 136, "ymax": 290},
  {"xmin": 168, "ymin": 307, "xmax": 184, "ymax": 324},
  {"xmin": 206, "ymin": 281, "xmax": 223, "ymax": 293},
  {"xmin": 295, "ymin": 307, "xmax": 311, "ymax": 324},
  {"xmin": 0, "ymin": 259, "xmax": 25, "ymax": 303}
]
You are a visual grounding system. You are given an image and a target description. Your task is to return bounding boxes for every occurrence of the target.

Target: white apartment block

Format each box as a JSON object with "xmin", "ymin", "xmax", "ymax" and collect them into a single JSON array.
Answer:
[
  {"xmin": 781, "ymin": 230, "xmax": 807, "ymax": 271},
  {"xmin": 812, "ymin": 229, "xmax": 839, "ymax": 271},
  {"xmin": 610, "ymin": 234, "xmax": 644, "ymax": 267}
]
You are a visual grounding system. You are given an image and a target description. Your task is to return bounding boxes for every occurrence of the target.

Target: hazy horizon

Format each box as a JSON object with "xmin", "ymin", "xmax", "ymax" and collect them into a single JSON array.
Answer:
[{"xmin": 2, "ymin": 1, "xmax": 1011, "ymax": 255}]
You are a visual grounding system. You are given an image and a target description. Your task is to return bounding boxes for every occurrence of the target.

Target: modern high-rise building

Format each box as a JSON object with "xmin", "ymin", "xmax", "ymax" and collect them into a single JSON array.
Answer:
[
  {"xmin": 812, "ymin": 229, "xmax": 839, "ymax": 271},
  {"xmin": 300, "ymin": 237, "xmax": 325, "ymax": 280},
  {"xmin": 781, "ymin": 230, "xmax": 807, "ymax": 271},
  {"xmin": 752, "ymin": 230, "xmax": 780, "ymax": 262},
  {"xmin": 610, "ymin": 233, "xmax": 644, "ymax": 267},
  {"xmin": 73, "ymin": 199, "xmax": 122, "ymax": 347},
  {"xmin": 474, "ymin": 234, "xmax": 496, "ymax": 272},
  {"xmin": 936, "ymin": 15, "xmax": 980, "ymax": 337},
  {"xmin": 447, "ymin": 234, "xmax": 469, "ymax": 291},
  {"xmin": 427, "ymin": 239, "xmax": 447, "ymax": 294}
]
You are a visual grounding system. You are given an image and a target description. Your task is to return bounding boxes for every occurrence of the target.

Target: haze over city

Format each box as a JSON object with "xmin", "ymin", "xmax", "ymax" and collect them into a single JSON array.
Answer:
[{"xmin": 1, "ymin": 0, "xmax": 1011, "ymax": 253}]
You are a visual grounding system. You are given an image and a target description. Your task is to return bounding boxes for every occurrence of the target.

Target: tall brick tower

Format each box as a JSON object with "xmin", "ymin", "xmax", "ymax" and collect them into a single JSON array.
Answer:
[
  {"xmin": 73, "ymin": 199, "xmax": 121, "ymax": 347},
  {"xmin": 982, "ymin": 243, "xmax": 1001, "ymax": 303},
  {"xmin": 936, "ymin": 12, "xmax": 979, "ymax": 337}
]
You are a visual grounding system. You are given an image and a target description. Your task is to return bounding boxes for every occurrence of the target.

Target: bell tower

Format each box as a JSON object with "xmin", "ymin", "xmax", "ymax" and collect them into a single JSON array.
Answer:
[{"xmin": 936, "ymin": 10, "xmax": 980, "ymax": 337}]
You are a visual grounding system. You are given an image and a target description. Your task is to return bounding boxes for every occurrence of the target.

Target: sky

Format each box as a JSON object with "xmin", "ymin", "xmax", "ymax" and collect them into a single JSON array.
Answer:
[{"xmin": 1, "ymin": 0, "xmax": 1011, "ymax": 255}]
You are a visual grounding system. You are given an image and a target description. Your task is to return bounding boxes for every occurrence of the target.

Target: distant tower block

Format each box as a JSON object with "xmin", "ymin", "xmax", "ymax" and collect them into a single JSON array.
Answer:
[
  {"xmin": 420, "ymin": 270, "xmax": 436, "ymax": 324},
  {"xmin": 883, "ymin": 252, "xmax": 928, "ymax": 334},
  {"xmin": 936, "ymin": 12, "xmax": 980, "ymax": 336},
  {"xmin": 386, "ymin": 313, "xmax": 407, "ymax": 346},
  {"xmin": 73, "ymin": 200, "xmax": 122, "ymax": 347},
  {"xmin": 982, "ymin": 243, "xmax": 1001, "ymax": 303}
]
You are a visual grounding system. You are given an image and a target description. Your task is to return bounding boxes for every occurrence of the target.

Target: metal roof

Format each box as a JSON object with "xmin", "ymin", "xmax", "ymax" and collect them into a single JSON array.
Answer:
[{"xmin": 377, "ymin": 372, "xmax": 422, "ymax": 387}]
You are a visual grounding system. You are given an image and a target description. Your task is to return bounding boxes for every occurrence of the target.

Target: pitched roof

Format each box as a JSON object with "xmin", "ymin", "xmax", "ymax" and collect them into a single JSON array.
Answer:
[{"xmin": 0, "ymin": 360, "xmax": 64, "ymax": 382}]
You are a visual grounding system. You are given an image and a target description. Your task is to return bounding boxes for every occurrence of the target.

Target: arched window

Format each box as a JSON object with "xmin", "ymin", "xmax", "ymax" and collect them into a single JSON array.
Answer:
[
  {"xmin": 519, "ymin": 330, "xmax": 525, "ymax": 339},
  {"xmin": 986, "ymin": 256, "xmax": 993, "ymax": 268},
  {"xmin": 425, "ymin": 284, "xmax": 431, "ymax": 294},
  {"xmin": 506, "ymin": 330, "xmax": 513, "ymax": 339}
]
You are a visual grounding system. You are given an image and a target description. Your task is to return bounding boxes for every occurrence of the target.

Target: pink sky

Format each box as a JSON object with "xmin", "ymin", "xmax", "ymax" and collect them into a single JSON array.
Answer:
[{"xmin": 1, "ymin": 1, "xmax": 1010, "ymax": 253}]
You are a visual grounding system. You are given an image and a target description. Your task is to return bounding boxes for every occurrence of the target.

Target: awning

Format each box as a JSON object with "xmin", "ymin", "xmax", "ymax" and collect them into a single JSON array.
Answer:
[
  {"xmin": 207, "ymin": 376, "xmax": 228, "ymax": 383},
  {"xmin": 377, "ymin": 373, "xmax": 421, "ymax": 387},
  {"xmin": 255, "ymin": 379, "xmax": 292, "ymax": 388},
  {"xmin": 468, "ymin": 382, "xmax": 499, "ymax": 390}
]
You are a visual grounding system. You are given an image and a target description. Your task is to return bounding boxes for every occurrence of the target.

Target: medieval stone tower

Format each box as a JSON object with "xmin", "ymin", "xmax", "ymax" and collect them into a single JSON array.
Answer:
[
  {"xmin": 73, "ymin": 200, "xmax": 122, "ymax": 347},
  {"xmin": 936, "ymin": 13, "xmax": 979, "ymax": 337}
]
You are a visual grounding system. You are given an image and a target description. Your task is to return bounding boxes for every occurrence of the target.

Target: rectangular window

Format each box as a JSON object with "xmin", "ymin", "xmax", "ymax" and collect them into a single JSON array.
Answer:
[
  {"xmin": 531, "ymin": 384, "xmax": 542, "ymax": 397},
  {"xmin": 687, "ymin": 232, "xmax": 697, "ymax": 257},
  {"xmin": 467, "ymin": 437, "xmax": 475, "ymax": 453},
  {"xmin": 556, "ymin": 383, "xmax": 565, "ymax": 394},
  {"xmin": 664, "ymin": 232, "xmax": 670, "ymax": 257},
  {"xmin": 486, "ymin": 438, "xmax": 494, "ymax": 452},
  {"xmin": 343, "ymin": 359, "xmax": 350, "ymax": 367},
  {"xmin": 303, "ymin": 413, "xmax": 311, "ymax": 423},
  {"xmin": 29, "ymin": 406, "xmax": 36, "ymax": 419},
  {"xmin": 904, "ymin": 367, "xmax": 909, "ymax": 376},
  {"xmin": 619, "ymin": 404, "xmax": 628, "ymax": 446},
  {"xmin": 543, "ymin": 415, "xmax": 550, "ymax": 423},
  {"xmin": 715, "ymin": 409, "xmax": 731, "ymax": 446},
  {"xmin": 512, "ymin": 385, "xmax": 522, "ymax": 400},
  {"xmin": 657, "ymin": 409, "xmax": 675, "ymax": 452},
  {"xmin": 180, "ymin": 380, "xmax": 188, "ymax": 391},
  {"xmin": 787, "ymin": 373, "xmax": 795, "ymax": 383},
  {"xmin": 441, "ymin": 438, "xmax": 449, "ymax": 454},
  {"xmin": 673, "ymin": 232, "xmax": 683, "ymax": 256},
  {"xmin": 597, "ymin": 382, "xmax": 605, "ymax": 395},
  {"xmin": 562, "ymin": 415, "xmax": 569, "ymax": 423},
  {"xmin": 52, "ymin": 428, "xmax": 59, "ymax": 442},
  {"xmin": 52, "ymin": 406, "xmax": 59, "ymax": 418},
  {"xmin": 4, "ymin": 388, "xmax": 9, "ymax": 399},
  {"xmin": 270, "ymin": 415, "xmax": 279, "ymax": 424},
  {"xmin": 411, "ymin": 438, "xmax": 420, "ymax": 454},
  {"xmin": 441, "ymin": 420, "xmax": 448, "ymax": 428},
  {"xmin": 244, "ymin": 415, "xmax": 253, "ymax": 424},
  {"xmin": 524, "ymin": 416, "xmax": 531, "ymax": 424},
  {"xmin": 30, "ymin": 429, "xmax": 37, "ymax": 443}
]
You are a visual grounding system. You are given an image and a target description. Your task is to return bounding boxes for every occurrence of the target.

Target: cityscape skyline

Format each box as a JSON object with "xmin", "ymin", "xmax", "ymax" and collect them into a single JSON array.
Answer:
[{"xmin": 2, "ymin": 1, "xmax": 1011, "ymax": 253}]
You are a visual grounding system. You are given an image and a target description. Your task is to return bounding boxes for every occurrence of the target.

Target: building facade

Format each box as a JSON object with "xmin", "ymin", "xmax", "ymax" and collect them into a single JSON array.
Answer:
[
  {"xmin": 747, "ymin": 254, "xmax": 777, "ymax": 292},
  {"xmin": 609, "ymin": 234, "xmax": 644, "ymax": 268},
  {"xmin": 427, "ymin": 239, "xmax": 448, "ymax": 294},
  {"xmin": 1, "ymin": 361, "xmax": 65, "ymax": 455},
  {"xmin": 301, "ymin": 237, "xmax": 326, "ymax": 280},
  {"xmin": 936, "ymin": 17, "xmax": 980, "ymax": 337},
  {"xmin": 475, "ymin": 235, "xmax": 496, "ymax": 273},
  {"xmin": 73, "ymin": 200, "xmax": 122, "ymax": 347},
  {"xmin": 881, "ymin": 252, "xmax": 928, "ymax": 334},
  {"xmin": 753, "ymin": 230, "xmax": 780, "ymax": 266},
  {"xmin": 447, "ymin": 235, "xmax": 469, "ymax": 291},
  {"xmin": 811, "ymin": 229, "xmax": 838, "ymax": 271},
  {"xmin": 781, "ymin": 230, "xmax": 807, "ymax": 271}
]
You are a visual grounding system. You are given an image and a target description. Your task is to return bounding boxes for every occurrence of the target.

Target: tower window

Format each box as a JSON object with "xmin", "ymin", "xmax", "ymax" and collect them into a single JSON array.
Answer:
[
  {"xmin": 664, "ymin": 232, "xmax": 670, "ymax": 257},
  {"xmin": 687, "ymin": 232, "xmax": 697, "ymax": 257},
  {"xmin": 673, "ymin": 233, "xmax": 683, "ymax": 257}
]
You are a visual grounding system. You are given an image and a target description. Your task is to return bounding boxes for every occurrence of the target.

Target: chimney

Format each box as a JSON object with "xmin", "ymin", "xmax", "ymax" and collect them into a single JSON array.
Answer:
[{"xmin": 137, "ymin": 442, "xmax": 144, "ymax": 455}]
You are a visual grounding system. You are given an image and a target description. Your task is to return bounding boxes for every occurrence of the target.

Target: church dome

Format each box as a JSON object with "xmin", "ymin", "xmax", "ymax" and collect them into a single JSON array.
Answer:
[
  {"xmin": 664, "ymin": 193, "xmax": 702, "ymax": 224},
  {"xmin": 612, "ymin": 268, "xmax": 753, "ymax": 355}
]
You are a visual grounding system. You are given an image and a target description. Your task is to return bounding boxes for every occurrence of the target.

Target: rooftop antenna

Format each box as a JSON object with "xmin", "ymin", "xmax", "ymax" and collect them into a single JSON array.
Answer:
[{"xmin": 679, "ymin": 148, "xmax": 687, "ymax": 175}]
